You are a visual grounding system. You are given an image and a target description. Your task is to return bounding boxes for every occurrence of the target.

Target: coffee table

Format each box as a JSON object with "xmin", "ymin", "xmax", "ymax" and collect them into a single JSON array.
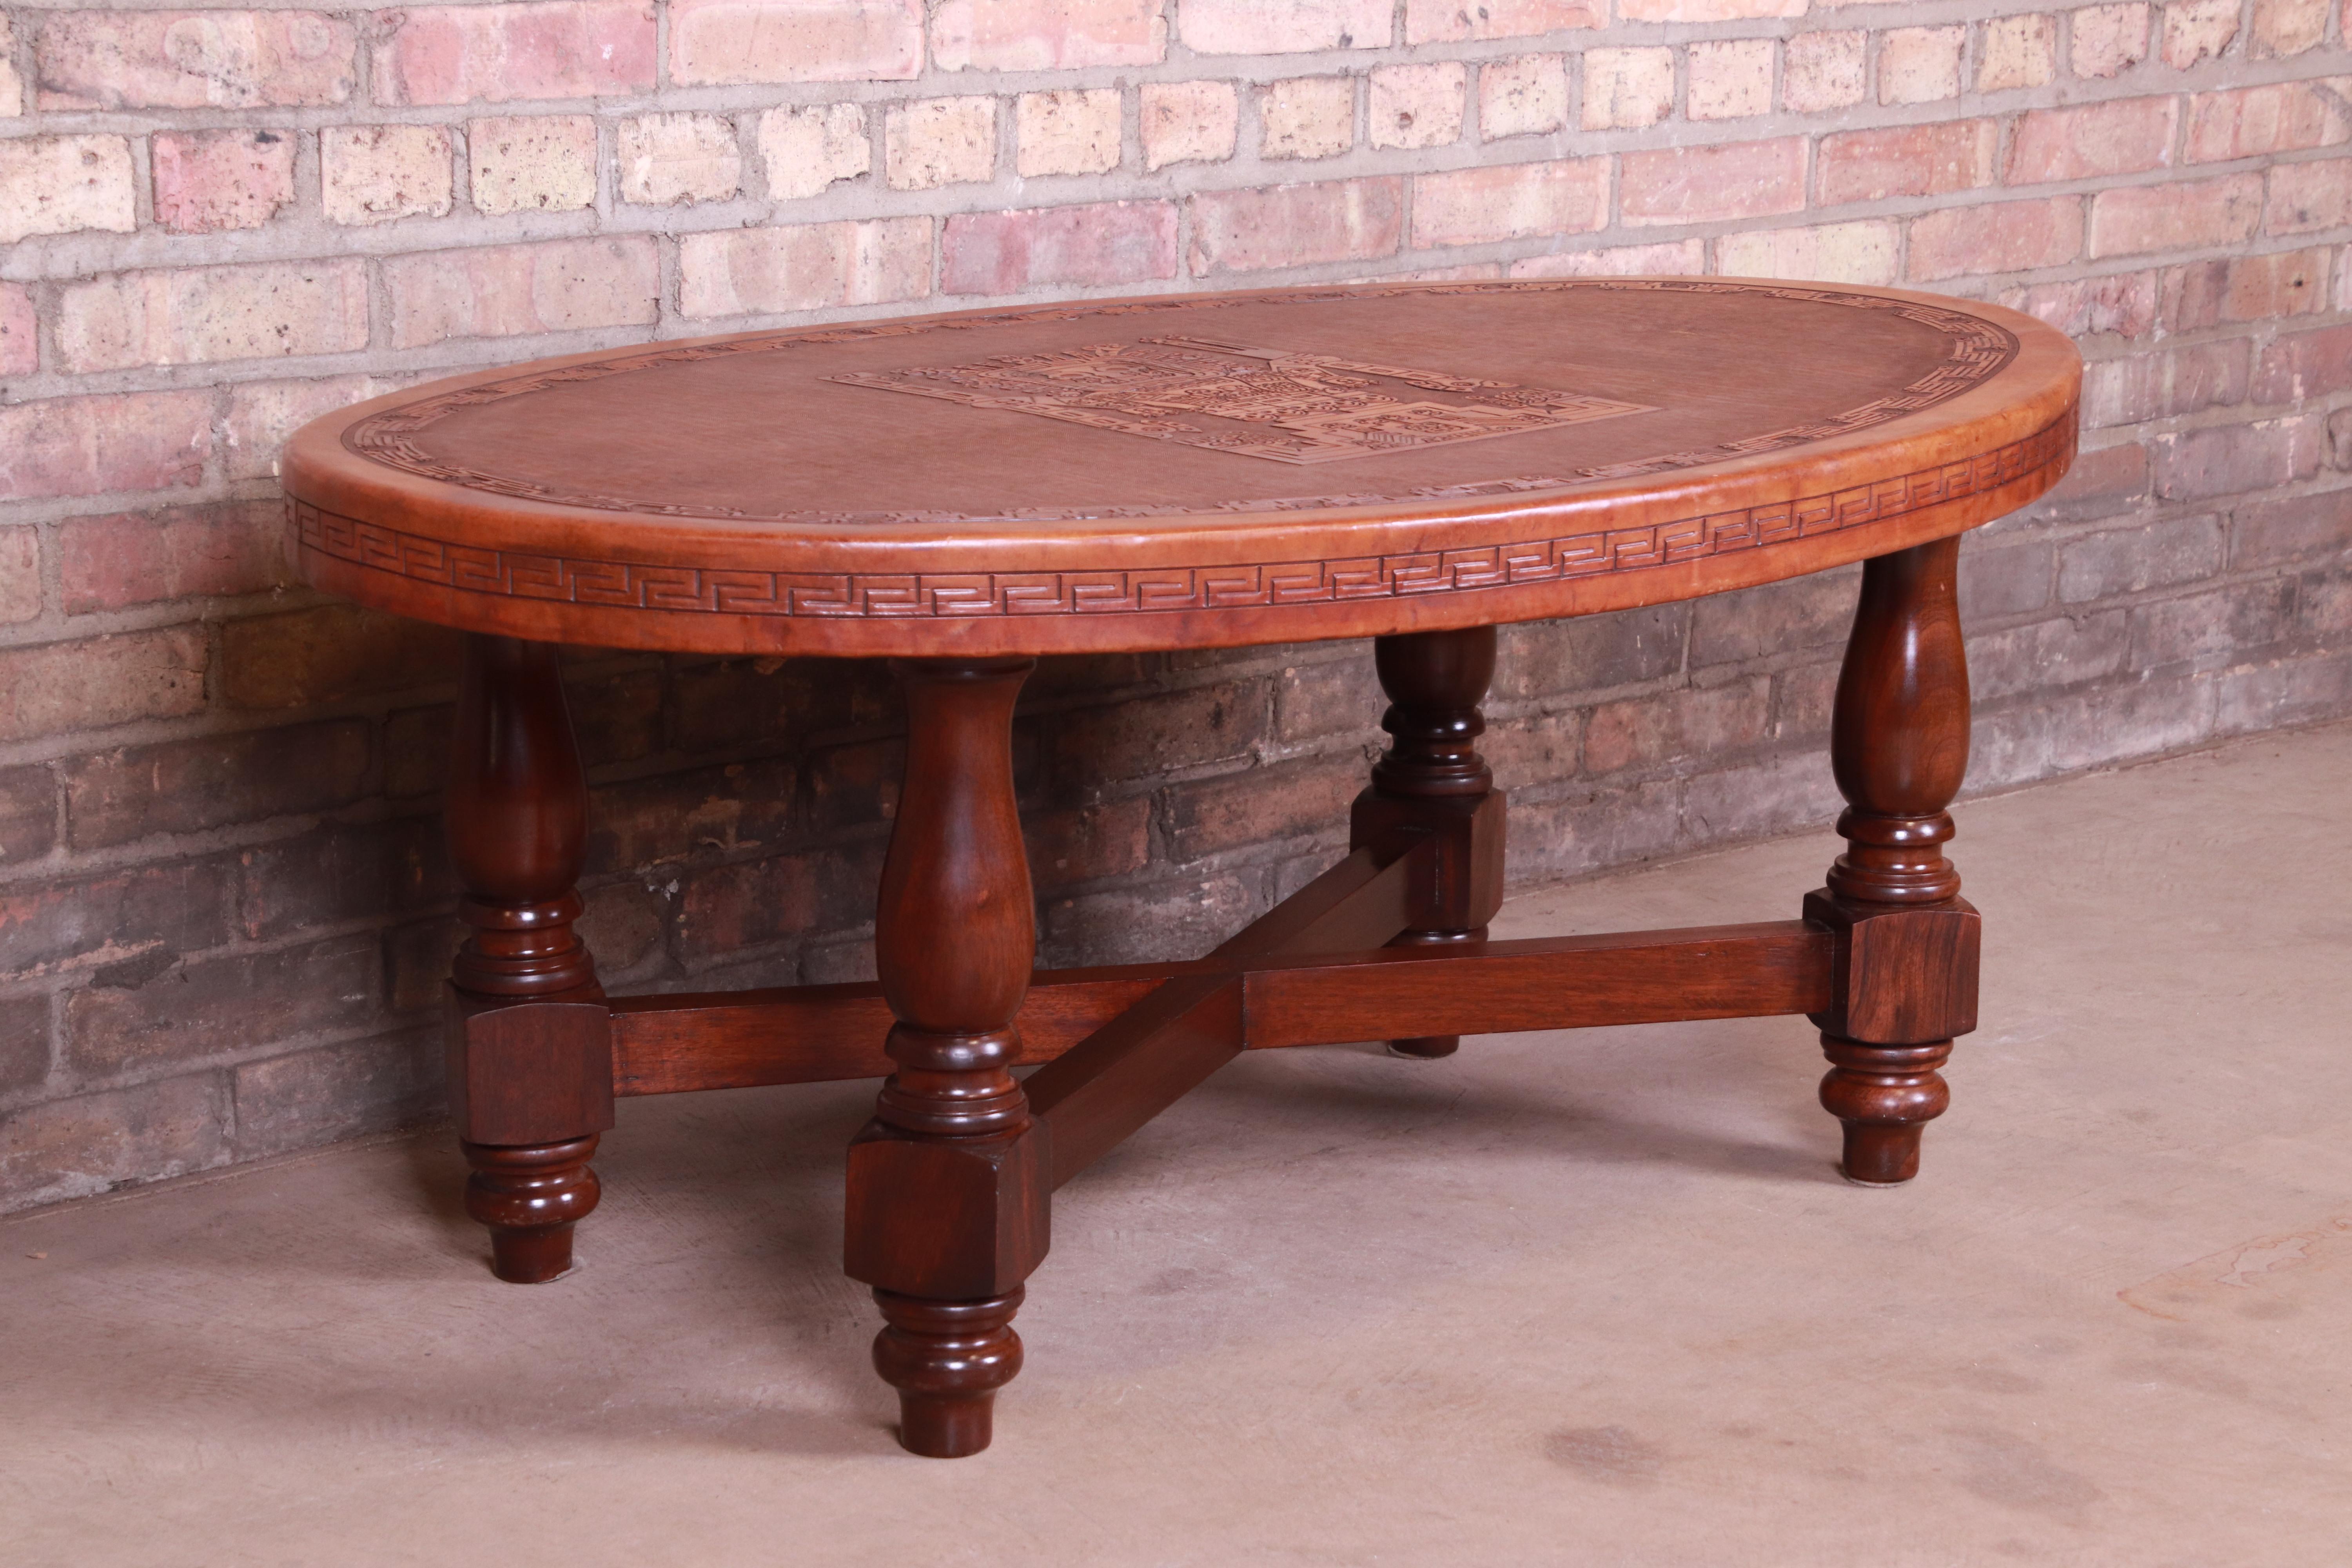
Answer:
[{"xmin": 282, "ymin": 279, "xmax": 2081, "ymax": 1457}]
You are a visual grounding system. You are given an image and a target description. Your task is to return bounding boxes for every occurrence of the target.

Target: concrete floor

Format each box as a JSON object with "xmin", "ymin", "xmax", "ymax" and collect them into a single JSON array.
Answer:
[{"xmin": 5, "ymin": 722, "xmax": 2350, "ymax": 1567}]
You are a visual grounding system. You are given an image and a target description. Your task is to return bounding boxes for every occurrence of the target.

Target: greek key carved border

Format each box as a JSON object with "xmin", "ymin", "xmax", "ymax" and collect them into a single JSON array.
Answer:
[{"xmin": 293, "ymin": 418, "xmax": 2074, "ymax": 622}]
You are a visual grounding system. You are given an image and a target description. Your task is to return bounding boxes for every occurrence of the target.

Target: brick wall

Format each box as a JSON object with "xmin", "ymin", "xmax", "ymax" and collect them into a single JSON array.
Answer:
[{"xmin": 2, "ymin": 0, "xmax": 2348, "ymax": 1212}]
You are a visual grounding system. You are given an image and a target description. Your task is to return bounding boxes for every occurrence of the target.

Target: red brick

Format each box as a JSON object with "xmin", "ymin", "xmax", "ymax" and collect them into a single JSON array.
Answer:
[
  {"xmin": 2154, "ymin": 417, "xmax": 2325, "ymax": 502},
  {"xmin": 237, "ymin": 818, "xmax": 454, "ymax": 941},
  {"xmin": 383, "ymin": 237, "xmax": 659, "ymax": 348},
  {"xmin": 677, "ymin": 852, "xmax": 822, "ymax": 957},
  {"xmin": 1690, "ymin": 571, "xmax": 1856, "ymax": 668},
  {"xmin": 0, "ymin": 284, "xmax": 33, "ymax": 376},
  {"xmin": 1188, "ymin": 178, "xmax": 1403, "ymax": 274},
  {"xmin": 1496, "ymin": 604, "xmax": 1688, "ymax": 699},
  {"xmin": 222, "ymin": 604, "xmax": 464, "ymax": 710},
  {"xmin": 1584, "ymin": 679, "xmax": 1770, "ymax": 775},
  {"xmin": 1817, "ymin": 120, "xmax": 1996, "ymax": 205},
  {"xmin": 0, "ymin": 995, "xmax": 48, "ymax": 1096},
  {"xmin": 2230, "ymin": 488, "xmax": 2352, "ymax": 567},
  {"xmin": 1181, "ymin": 0, "xmax": 1391, "ymax": 53},
  {"xmin": 151, "ymin": 129, "xmax": 295, "ymax": 233},
  {"xmin": 232, "ymin": 1030, "xmax": 439, "ymax": 1160},
  {"xmin": 0, "ymin": 392, "xmax": 211, "ymax": 501},
  {"xmin": 678, "ymin": 218, "xmax": 931, "ymax": 319},
  {"xmin": 2089, "ymin": 174, "xmax": 2263, "ymax": 258},
  {"xmin": 2253, "ymin": 323, "xmax": 2352, "ymax": 405},
  {"xmin": 669, "ymin": 655, "xmax": 888, "ymax": 754},
  {"xmin": 0, "ymin": 630, "xmax": 208, "ymax": 745},
  {"xmin": 943, "ymin": 202, "xmax": 1179, "ymax": 296},
  {"xmin": 0, "ymin": 857, "xmax": 231, "ymax": 979},
  {"xmin": 1404, "ymin": 0, "xmax": 1601, "ymax": 41},
  {"xmin": 63, "ymin": 720, "xmax": 369, "ymax": 851},
  {"xmin": 223, "ymin": 376, "xmax": 397, "ymax": 483},
  {"xmin": 1907, "ymin": 198, "xmax": 2084, "ymax": 281},
  {"xmin": 0, "ymin": 134, "xmax": 137, "ymax": 243},
  {"xmin": 2253, "ymin": 0, "xmax": 2332, "ymax": 56},
  {"xmin": 2072, "ymin": 3, "xmax": 2150, "ymax": 78},
  {"xmin": 2083, "ymin": 339, "xmax": 2250, "ymax": 427},
  {"xmin": 65, "ymin": 934, "xmax": 379, "ymax": 1077},
  {"xmin": 2029, "ymin": 439, "xmax": 2148, "ymax": 521},
  {"xmin": 373, "ymin": 1, "xmax": 655, "ymax": 105},
  {"xmin": 2161, "ymin": 249, "xmax": 2331, "ymax": 329},
  {"xmin": 1618, "ymin": 0, "xmax": 1803, "ymax": 16},
  {"xmin": 0, "ymin": 1076, "xmax": 230, "ymax": 1210},
  {"xmin": 57, "ymin": 260, "xmax": 367, "ymax": 375},
  {"xmin": 0, "ymin": 766, "xmax": 56, "ymax": 867},
  {"xmin": 932, "ymin": 0, "xmax": 1164, "ymax": 68},
  {"xmin": 2002, "ymin": 272, "xmax": 2159, "ymax": 339},
  {"xmin": 1411, "ymin": 158, "xmax": 1607, "ymax": 247},
  {"xmin": 670, "ymin": 0, "xmax": 921, "ymax": 85},
  {"xmin": 1040, "ymin": 873, "xmax": 1257, "ymax": 967},
  {"xmin": 1049, "ymin": 681, "xmax": 1265, "ymax": 786},
  {"xmin": 1621, "ymin": 137, "xmax": 1804, "ymax": 227},
  {"xmin": 2005, "ymin": 98, "xmax": 2176, "ymax": 184},
  {"xmin": 0, "ymin": 528, "xmax": 37, "ymax": 624},
  {"xmin": 586, "ymin": 757, "xmax": 798, "ymax": 874},
  {"xmin": 2057, "ymin": 515, "xmax": 2225, "ymax": 603},
  {"xmin": 1166, "ymin": 754, "xmax": 1363, "ymax": 861},
  {"xmin": 60, "ymin": 501, "xmax": 287, "ymax": 613},
  {"xmin": 1027, "ymin": 797, "xmax": 1151, "ymax": 890},
  {"xmin": 35, "ymin": 10, "xmax": 356, "ymax": 109},
  {"xmin": 2187, "ymin": 81, "xmax": 2352, "ymax": 163},
  {"xmin": 2267, "ymin": 159, "xmax": 2352, "ymax": 235}
]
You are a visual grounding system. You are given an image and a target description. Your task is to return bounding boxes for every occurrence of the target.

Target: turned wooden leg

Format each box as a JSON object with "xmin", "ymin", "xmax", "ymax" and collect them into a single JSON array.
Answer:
[
  {"xmin": 1805, "ymin": 539, "xmax": 1980, "ymax": 1185},
  {"xmin": 444, "ymin": 634, "xmax": 612, "ymax": 1283},
  {"xmin": 1351, "ymin": 625, "xmax": 1506, "ymax": 1059},
  {"xmin": 844, "ymin": 657, "xmax": 1049, "ymax": 1458}
]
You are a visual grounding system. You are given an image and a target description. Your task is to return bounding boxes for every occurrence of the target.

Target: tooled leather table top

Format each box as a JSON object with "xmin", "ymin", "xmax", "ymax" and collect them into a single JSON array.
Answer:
[{"xmin": 281, "ymin": 279, "xmax": 2081, "ymax": 657}]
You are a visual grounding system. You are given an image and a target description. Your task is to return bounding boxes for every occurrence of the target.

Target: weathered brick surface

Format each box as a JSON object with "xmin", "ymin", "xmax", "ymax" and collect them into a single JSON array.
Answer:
[
  {"xmin": 1190, "ymin": 178, "xmax": 1402, "ymax": 272},
  {"xmin": 374, "ymin": 2, "xmax": 655, "ymax": 105},
  {"xmin": 0, "ymin": 133, "xmax": 135, "ymax": 242},
  {"xmin": 383, "ymin": 237, "xmax": 660, "ymax": 347},
  {"xmin": 944, "ymin": 202, "xmax": 1177, "ymax": 296},
  {"xmin": 36, "ymin": 10, "xmax": 356, "ymax": 110},
  {"xmin": 58, "ymin": 261, "xmax": 369, "ymax": 373},
  {"xmin": 60, "ymin": 500, "xmax": 287, "ymax": 612},
  {"xmin": 0, "ymin": 631, "xmax": 209, "ymax": 744},
  {"xmin": 64, "ymin": 721, "xmax": 370, "ymax": 850},
  {"xmin": 152, "ymin": 129, "xmax": 296, "ymax": 233},
  {"xmin": 5, "ymin": 0, "xmax": 2352, "ymax": 1216}
]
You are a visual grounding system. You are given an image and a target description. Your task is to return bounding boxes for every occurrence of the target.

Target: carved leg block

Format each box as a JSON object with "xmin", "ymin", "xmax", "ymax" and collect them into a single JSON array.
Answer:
[
  {"xmin": 1352, "ymin": 625, "xmax": 1506, "ymax": 1060},
  {"xmin": 443, "ymin": 634, "xmax": 609, "ymax": 1280}
]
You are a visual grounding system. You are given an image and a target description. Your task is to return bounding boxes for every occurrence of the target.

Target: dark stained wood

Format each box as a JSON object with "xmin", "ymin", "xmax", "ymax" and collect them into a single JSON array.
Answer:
[
  {"xmin": 1808, "ymin": 537, "xmax": 1976, "ymax": 1185},
  {"xmin": 1243, "ymin": 924, "xmax": 1830, "ymax": 1047},
  {"xmin": 842, "ymin": 658, "xmax": 1048, "ymax": 1459},
  {"xmin": 281, "ymin": 280, "xmax": 2080, "ymax": 1461},
  {"xmin": 443, "ymin": 634, "xmax": 611, "ymax": 1284},
  {"xmin": 1024, "ymin": 840, "xmax": 1417, "ymax": 1187},
  {"xmin": 281, "ymin": 281, "xmax": 2081, "ymax": 658},
  {"xmin": 1350, "ymin": 625, "xmax": 1506, "ymax": 1057}
]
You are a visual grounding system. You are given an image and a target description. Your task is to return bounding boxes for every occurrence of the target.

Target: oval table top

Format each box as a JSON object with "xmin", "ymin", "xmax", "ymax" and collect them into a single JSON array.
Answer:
[{"xmin": 283, "ymin": 278, "xmax": 2081, "ymax": 657}]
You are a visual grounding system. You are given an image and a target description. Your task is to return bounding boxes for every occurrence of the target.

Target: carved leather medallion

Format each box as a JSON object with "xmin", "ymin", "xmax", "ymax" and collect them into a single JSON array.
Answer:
[{"xmin": 826, "ymin": 336, "xmax": 1656, "ymax": 465}]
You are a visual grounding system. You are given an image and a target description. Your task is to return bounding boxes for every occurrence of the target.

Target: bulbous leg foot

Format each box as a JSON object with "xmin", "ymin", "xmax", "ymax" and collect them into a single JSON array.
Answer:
[
  {"xmin": 873, "ymin": 1287, "xmax": 1025, "ymax": 1458},
  {"xmin": 1818, "ymin": 1039, "xmax": 1952, "ymax": 1185},
  {"xmin": 461, "ymin": 1134, "xmax": 601, "ymax": 1283}
]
